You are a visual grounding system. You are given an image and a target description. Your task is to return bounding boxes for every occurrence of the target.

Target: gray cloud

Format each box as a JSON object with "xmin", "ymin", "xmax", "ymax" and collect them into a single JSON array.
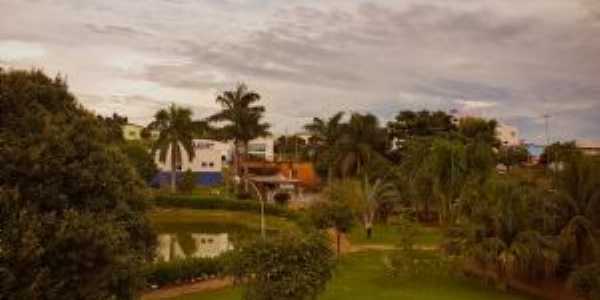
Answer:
[{"xmin": 0, "ymin": 0, "xmax": 599, "ymax": 142}]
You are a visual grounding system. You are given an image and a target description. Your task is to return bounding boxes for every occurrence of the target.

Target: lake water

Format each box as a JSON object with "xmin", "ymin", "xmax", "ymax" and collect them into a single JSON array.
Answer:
[
  {"xmin": 153, "ymin": 221, "xmax": 262, "ymax": 262},
  {"xmin": 157, "ymin": 233, "xmax": 234, "ymax": 261}
]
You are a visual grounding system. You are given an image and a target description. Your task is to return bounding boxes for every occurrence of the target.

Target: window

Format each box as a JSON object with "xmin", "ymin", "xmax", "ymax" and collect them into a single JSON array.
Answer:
[
  {"xmin": 248, "ymin": 143, "xmax": 266, "ymax": 152},
  {"xmin": 201, "ymin": 162, "xmax": 207, "ymax": 167},
  {"xmin": 209, "ymin": 162, "xmax": 214, "ymax": 167}
]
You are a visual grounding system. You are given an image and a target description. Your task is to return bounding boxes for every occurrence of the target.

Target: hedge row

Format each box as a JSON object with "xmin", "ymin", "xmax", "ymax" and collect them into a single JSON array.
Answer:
[
  {"xmin": 152, "ymin": 195, "xmax": 295, "ymax": 218},
  {"xmin": 145, "ymin": 256, "xmax": 227, "ymax": 287}
]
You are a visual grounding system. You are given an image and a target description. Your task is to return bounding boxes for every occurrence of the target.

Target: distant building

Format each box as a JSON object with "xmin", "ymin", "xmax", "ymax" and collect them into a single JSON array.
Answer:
[
  {"xmin": 122, "ymin": 123, "xmax": 159, "ymax": 141},
  {"xmin": 246, "ymin": 137, "xmax": 275, "ymax": 162},
  {"xmin": 153, "ymin": 139, "xmax": 228, "ymax": 186},
  {"xmin": 122, "ymin": 123, "xmax": 144, "ymax": 141},
  {"xmin": 497, "ymin": 123, "xmax": 520, "ymax": 146},
  {"xmin": 576, "ymin": 140, "xmax": 600, "ymax": 156}
]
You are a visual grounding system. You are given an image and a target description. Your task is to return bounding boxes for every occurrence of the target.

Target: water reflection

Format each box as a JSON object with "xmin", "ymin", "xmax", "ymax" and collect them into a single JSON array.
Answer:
[{"xmin": 157, "ymin": 233, "xmax": 234, "ymax": 261}]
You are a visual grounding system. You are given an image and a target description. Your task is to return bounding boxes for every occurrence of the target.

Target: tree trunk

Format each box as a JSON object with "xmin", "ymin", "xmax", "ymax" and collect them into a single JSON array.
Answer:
[
  {"xmin": 243, "ymin": 141, "xmax": 249, "ymax": 192},
  {"xmin": 170, "ymin": 142, "xmax": 177, "ymax": 193},
  {"xmin": 233, "ymin": 140, "xmax": 241, "ymax": 194},
  {"xmin": 327, "ymin": 165, "xmax": 333, "ymax": 185},
  {"xmin": 336, "ymin": 230, "xmax": 341, "ymax": 256}
]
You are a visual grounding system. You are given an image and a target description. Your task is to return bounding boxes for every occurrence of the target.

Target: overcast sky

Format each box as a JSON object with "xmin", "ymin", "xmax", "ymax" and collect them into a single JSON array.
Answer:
[{"xmin": 1, "ymin": 0, "xmax": 599, "ymax": 143}]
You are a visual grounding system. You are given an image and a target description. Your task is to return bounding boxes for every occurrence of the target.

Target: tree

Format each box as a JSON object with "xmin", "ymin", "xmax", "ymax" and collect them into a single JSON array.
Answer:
[
  {"xmin": 555, "ymin": 154, "xmax": 600, "ymax": 266},
  {"xmin": 178, "ymin": 169, "xmax": 196, "ymax": 194},
  {"xmin": 449, "ymin": 181, "xmax": 559, "ymax": 284},
  {"xmin": 208, "ymin": 83, "xmax": 270, "ymax": 184},
  {"xmin": 309, "ymin": 200, "xmax": 355, "ymax": 255},
  {"xmin": 148, "ymin": 104, "xmax": 196, "ymax": 193},
  {"xmin": 497, "ymin": 145, "xmax": 529, "ymax": 172},
  {"xmin": 540, "ymin": 141, "xmax": 580, "ymax": 165},
  {"xmin": 120, "ymin": 141, "xmax": 158, "ymax": 182},
  {"xmin": 0, "ymin": 69, "xmax": 155, "ymax": 299},
  {"xmin": 274, "ymin": 135, "xmax": 308, "ymax": 161},
  {"xmin": 303, "ymin": 112, "xmax": 345, "ymax": 183},
  {"xmin": 428, "ymin": 138, "xmax": 467, "ymax": 223},
  {"xmin": 458, "ymin": 117, "xmax": 500, "ymax": 147},
  {"xmin": 337, "ymin": 113, "xmax": 388, "ymax": 177},
  {"xmin": 388, "ymin": 110, "xmax": 456, "ymax": 140},
  {"xmin": 97, "ymin": 112, "xmax": 128, "ymax": 142},
  {"xmin": 332, "ymin": 177, "xmax": 398, "ymax": 239},
  {"xmin": 228, "ymin": 232, "xmax": 335, "ymax": 300}
]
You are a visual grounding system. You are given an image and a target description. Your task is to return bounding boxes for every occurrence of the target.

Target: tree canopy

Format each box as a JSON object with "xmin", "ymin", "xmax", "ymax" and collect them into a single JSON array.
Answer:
[{"xmin": 0, "ymin": 69, "xmax": 155, "ymax": 300}]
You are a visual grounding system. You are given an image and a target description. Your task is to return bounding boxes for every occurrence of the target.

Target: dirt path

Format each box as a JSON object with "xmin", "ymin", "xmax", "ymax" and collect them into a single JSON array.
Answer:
[{"xmin": 142, "ymin": 278, "xmax": 233, "ymax": 300}]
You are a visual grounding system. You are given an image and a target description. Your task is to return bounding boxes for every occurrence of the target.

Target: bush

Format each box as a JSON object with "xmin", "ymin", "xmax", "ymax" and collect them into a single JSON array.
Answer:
[
  {"xmin": 178, "ymin": 169, "xmax": 196, "ymax": 194},
  {"xmin": 152, "ymin": 195, "xmax": 295, "ymax": 218},
  {"xmin": 145, "ymin": 256, "xmax": 227, "ymax": 287},
  {"xmin": 273, "ymin": 192, "xmax": 290, "ymax": 206},
  {"xmin": 569, "ymin": 264, "xmax": 600, "ymax": 300},
  {"xmin": 228, "ymin": 232, "xmax": 335, "ymax": 300}
]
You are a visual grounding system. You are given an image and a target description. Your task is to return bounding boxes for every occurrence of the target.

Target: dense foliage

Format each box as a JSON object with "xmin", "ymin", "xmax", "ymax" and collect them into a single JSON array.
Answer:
[
  {"xmin": 229, "ymin": 232, "xmax": 335, "ymax": 300},
  {"xmin": 0, "ymin": 69, "xmax": 155, "ymax": 300},
  {"xmin": 145, "ymin": 256, "xmax": 226, "ymax": 287},
  {"xmin": 309, "ymin": 199, "xmax": 355, "ymax": 254},
  {"xmin": 120, "ymin": 141, "xmax": 159, "ymax": 182}
]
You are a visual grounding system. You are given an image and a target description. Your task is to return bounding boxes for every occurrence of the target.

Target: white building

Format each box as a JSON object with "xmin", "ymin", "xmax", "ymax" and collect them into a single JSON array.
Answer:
[
  {"xmin": 155, "ymin": 139, "xmax": 228, "ymax": 173},
  {"xmin": 576, "ymin": 140, "xmax": 600, "ymax": 156},
  {"xmin": 122, "ymin": 123, "xmax": 159, "ymax": 141},
  {"xmin": 122, "ymin": 124, "xmax": 144, "ymax": 141},
  {"xmin": 246, "ymin": 137, "xmax": 275, "ymax": 161},
  {"xmin": 497, "ymin": 123, "xmax": 520, "ymax": 146}
]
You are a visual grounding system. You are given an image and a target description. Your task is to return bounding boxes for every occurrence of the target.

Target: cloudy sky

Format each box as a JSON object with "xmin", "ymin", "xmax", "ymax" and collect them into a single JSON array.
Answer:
[{"xmin": 1, "ymin": 0, "xmax": 599, "ymax": 143}]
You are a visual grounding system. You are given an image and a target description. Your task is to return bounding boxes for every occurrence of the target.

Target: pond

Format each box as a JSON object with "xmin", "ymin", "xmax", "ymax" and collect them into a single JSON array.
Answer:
[{"xmin": 154, "ymin": 221, "xmax": 266, "ymax": 261}]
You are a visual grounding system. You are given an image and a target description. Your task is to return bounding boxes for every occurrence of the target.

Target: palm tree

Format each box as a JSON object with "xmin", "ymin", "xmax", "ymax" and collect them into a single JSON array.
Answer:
[
  {"xmin": 208, "ymin": 83, "xmax": 270, "ymax": 183},
  {"xmin": 303, "ymin": 112, "xmax": 345, "ymax": 183},
  {"xmin": 148, "ymin": 104, "xmax": 196, "ymax": 192},
  {"xmin": 455, "ymin": 181, "xmax": 559, "ymax": 283},
  {"xmin": 555, "ymin": 154, "xmax": 600, "ymax": 266},
  {"xmin": 428, "ymin": 138, "xmax": 467, "ymax": 224},
  {"xmin": 337, "ymin": 177, "xmax": 398, "ymax": 239},
  {"xmin": 337, "ymin": 113, "xmax": 388, "ymax": 177}
]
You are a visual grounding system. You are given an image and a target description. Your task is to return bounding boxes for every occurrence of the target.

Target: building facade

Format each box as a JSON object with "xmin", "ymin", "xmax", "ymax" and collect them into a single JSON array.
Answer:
[{"xmin": 497, "ymin": 123, "xmax": 521, "ymax": 146}]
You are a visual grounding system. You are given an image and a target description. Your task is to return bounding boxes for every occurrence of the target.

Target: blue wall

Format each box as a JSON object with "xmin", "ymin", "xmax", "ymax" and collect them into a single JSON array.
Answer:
[{"xmin": 151, "ymin": 171, "xmax": 224, "ymax": 187}]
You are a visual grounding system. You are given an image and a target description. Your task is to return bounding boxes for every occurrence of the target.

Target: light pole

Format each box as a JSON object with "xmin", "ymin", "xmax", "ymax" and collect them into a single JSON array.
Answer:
[{"xmin": 247, "ymin": 180, "xmax": 266, "ymax": 239}]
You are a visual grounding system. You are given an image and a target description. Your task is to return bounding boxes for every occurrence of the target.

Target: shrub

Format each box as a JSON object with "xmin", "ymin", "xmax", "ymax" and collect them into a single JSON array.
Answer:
[
  {"xmin": 273, "ymin": 192, "xmax": 290, "ymax": 206},
  {"xmin": 178, "ymin": 169, "xmax": 196, "ymax": 194},
  {"xmin": 228, "ymin": 232, "xmax": 335, "ymax": 300},
  {"xmin": 145, "ymin": 256, "xmax": 227, "ymax": 287},
  {"xmin": 569, "ymin": 264, "xmax": 600, "ymax": 300}
]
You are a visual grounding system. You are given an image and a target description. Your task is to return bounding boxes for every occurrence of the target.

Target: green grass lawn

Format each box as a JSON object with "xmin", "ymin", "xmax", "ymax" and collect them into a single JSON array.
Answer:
[
  {"xmin": 148, "ymin": 208, "xmax": 297, "ymax": 233},
  {"xmin": 348, "ymin": 223, "xmax": 444, "ymax": 248},
  {"xmin": 171, "ymin": 251, "xmax": 535, "ymax": 300}
]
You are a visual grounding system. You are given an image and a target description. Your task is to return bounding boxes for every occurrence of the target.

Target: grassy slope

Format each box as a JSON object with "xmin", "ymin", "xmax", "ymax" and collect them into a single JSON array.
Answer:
[
  {"xmin": 148, "ymin": 209, "xmax": 297, "ymax": 232},
  {"xmin": 348, "ymin": 223, "xmax": 444, "ymax": 248},
  {"xmin": 171, "ymin": 251, "xmax": 534, "ymax": 300}
]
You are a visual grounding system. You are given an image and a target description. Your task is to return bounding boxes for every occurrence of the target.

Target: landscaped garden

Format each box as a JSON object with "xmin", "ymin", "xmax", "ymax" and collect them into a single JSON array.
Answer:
[{"xmin": 150, "ymin": 212, "xmax": 534, "ymax": 300}]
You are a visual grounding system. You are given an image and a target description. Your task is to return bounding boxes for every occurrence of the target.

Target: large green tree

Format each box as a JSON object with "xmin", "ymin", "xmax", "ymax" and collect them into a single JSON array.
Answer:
[
  {"xmin": 337, "ymin": 113, "xmax": 388, "ymax": 177},
  {"xmin": 388, "ymin": 110, "xmax": 456, "ymax": 140},
  {"xmin": 229, "ymin": 232, "xmax": 335, "ymax": 300},
  {"xmin": 0, "ymin": 69, "xmax": 155, "ymax": 299},
  {"xmin": 208, "ymin": 83, "xmax": 270, "ymax": 180},
  {"xmin": 555, "ymin": 154, "xmax": 600, "ymax": 266},
  {"xmin": 303, "ymin": 112, "xmax": 345, "ymax": 183},
  {"xmin": 148, "ymin": 104, "xmax": 196, "ymax": 192}
]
